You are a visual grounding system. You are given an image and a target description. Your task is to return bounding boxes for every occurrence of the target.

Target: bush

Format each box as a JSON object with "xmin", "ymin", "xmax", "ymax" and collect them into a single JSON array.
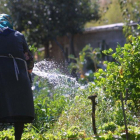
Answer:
[
  {"xmin": 0, "ymin": 128, "xmax": 14, "ymax": 140},
  {"xmin": 99, "ymin": 122, "xmax": 117, "ymax": 133},
  {"xmin": 32, "ymin": 76, "xmax": 67, "ymax": 132}
]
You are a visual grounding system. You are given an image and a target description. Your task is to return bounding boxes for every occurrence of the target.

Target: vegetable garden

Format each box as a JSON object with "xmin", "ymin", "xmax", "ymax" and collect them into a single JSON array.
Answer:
[{"xmin": 1, "ymin": 29, "xmax": 140, "ymax": 140}]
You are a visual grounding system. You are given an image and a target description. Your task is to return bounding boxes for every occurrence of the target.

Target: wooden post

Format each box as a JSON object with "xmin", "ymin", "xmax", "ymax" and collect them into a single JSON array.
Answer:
[
  {"xmin": 120, "ymin": 92, "xmax": 129, "ymax": 140},
  {"xmin": 88, "ymin": 95, "xmax": 97, "ymax": 135}
]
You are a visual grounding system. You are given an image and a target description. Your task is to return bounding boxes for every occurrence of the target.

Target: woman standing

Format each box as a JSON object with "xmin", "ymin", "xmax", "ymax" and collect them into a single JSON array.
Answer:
[{"xmin": 0, "ymin": 14, "xmax": 34, "ymax": 140}]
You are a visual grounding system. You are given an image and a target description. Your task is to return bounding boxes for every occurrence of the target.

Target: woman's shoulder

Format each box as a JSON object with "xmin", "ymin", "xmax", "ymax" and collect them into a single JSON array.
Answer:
[
  {"xmin": 14, "ymin": 30, "xmax": 24, "ymax": 37},
  {"xmin": 0, "ymin": 27, "xmax": 15, "ymax": 36},
  {"xmin": 13, "ymin": 30, "xmax": 27, "ymax": 42},
  {"xmin": 0, "ymin": 28, "xmax": 24, "ymax": 38}
]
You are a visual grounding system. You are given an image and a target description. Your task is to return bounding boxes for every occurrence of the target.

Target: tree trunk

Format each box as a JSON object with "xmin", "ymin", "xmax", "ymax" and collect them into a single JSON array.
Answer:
[
  {"xmin": 69, "ymin": 34, "xmax": 78, "ymax": 78},
  {"xmin": 44, "ymin": 41, "xmax": 49, "ymax": 59},
  {"xmin": 53, "ymin": 37, "xmax": 69, "ymax": 64},
  {"xmin": 70, "ymin": 34, "xmax": 76, "ymax": 58}
]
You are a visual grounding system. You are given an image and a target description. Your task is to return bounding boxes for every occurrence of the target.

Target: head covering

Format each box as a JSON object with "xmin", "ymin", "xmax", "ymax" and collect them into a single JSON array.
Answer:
[
  {"xmin": 0, "ymin": 14, "xmax": 14, "ymax": 36},
  {"xmin": 0, "ymin": 14, "xmax": 13, "ymax": 29}
]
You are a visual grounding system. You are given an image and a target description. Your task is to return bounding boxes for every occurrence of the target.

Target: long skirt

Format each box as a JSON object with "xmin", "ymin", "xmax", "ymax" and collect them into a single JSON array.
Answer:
[{"xmin": 0, "ymin": 57, "xmax": 34, "ymax": 123}]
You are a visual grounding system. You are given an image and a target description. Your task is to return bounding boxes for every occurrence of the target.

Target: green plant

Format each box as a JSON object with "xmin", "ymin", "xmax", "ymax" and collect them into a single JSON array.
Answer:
[
  {"xmin": 99, "ymin": 122, "xmax": 117, "ymax": 133},
  {"xmin": 95, "ymin": 33, "xmax": 140, "ymax": 110},
  {"xmin": 69, "ymin": 44, "xmax": 101, "ymax": 84},
  {"xmin": 119, "ymin": 0, "xmax": 140, "ymax": 41},
  {"xmin": 112, "ymin": 100, "xmax": 138, "ymax": 126},
  {"xmin": 32, "ymin": 76, "xmax": 67, "ymax": 133},
  {"xmin": 0, "ymin": 128, "xmax": 14, "ymax": 140}
]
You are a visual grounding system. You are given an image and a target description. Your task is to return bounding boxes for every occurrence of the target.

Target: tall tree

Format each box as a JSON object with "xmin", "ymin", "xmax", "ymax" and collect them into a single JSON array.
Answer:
[
  {"xmin": 118, "ymin": 0, "xmax": 140, "ymax": 39},
  {"xmin": 2, "ymin": 0, "xmax": 100, "ymax": 62},
  {"xmin": 0, "ymin": 0, "xmax": 9, "ymax": 14}
]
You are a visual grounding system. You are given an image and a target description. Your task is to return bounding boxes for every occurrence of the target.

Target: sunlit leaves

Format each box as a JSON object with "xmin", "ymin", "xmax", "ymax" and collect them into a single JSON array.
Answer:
[
  {"xmin": 94, "ymin": 34, "xmax": 140, "ymax": 109},
  {"xmin": 68, "ymin": 44, "xmax": 101, "ymax": 83},
  {"xmin": 119, "ymin": 0, "xmax": 140, "ymax": 40},
  {"xmin": 102, "ymin": 48, "xmax": 113, "ymax": 55}
]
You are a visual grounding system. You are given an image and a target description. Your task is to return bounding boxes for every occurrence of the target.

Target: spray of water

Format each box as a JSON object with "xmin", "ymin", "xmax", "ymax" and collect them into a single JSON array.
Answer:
[{"xmin": 32, "ymin": 60, "xmax": 80, "ymax": 95}]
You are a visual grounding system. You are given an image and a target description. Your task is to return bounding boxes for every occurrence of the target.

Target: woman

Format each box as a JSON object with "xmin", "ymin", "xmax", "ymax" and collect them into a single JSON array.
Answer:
[{"xmin": 0, "ymin": 14, "xmax": 34, "ymax": 140}]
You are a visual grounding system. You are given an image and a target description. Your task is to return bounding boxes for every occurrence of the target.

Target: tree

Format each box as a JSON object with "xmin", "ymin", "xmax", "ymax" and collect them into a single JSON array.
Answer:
[
  {"xmin": 118, "ymin": 0, "xmax": 140, "ymax": 39},
  {"xmin": 95, "ymin": 32, "xmax": 140, "ymax": 109},
  {"xmin": 1, "ymin": 0, "xmax": 100, "ymax": 62},
  {"xmin": 49, "ymin": 0, "xmax": 99, "ymax": 59},
  {"xmin": 85, "ymin": 0, "xmax": 124, "ymax": 27},
  {"xmin": 0, "ymin": 0, "xmax": 9, "ymax": 14}
]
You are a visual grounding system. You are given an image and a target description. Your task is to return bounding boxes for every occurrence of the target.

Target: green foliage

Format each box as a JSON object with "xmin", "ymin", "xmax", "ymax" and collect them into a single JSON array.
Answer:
[
  {"xmin": 113, "ymin": 100, "xmax": 138, "ymax": 126},
  {"xmin": 95, "ymin": 35, "xmax": 140, "ymax": 109},
  {"xmin": 119, "ymin": 0, "xmax": 140, "ymax": 23},
  {"xmin": 118, "ymin": 0, "xmax": 140, "ymax": 40},
  {"xmin": 85, "ymin": 0, "xmax": 124, "ymax": 27},
  {"xmin": 0, "ymin": 0, "xmax": 100, "ymax": 60},
  {"xmin": 0, "ymin": 0, "xmax": 9, "ymax": 14},
  {"xmin": 32, "ymin": 76, "xmax": 67, "ymax": 133},
  {"xmin": 99, "ymin": 122, "xmax": 117, "ymax": 133},
  {"xmin": 1, "ymin": 0, "xmax": 99, "ymax": 45},
  {"xmin": 0, "ymin": 128, "xmax": 14, "ymax": 140},
  {"xmin": 101, "ymin": 0, "xmax": 124, "ymax": 24},
  {"xmin": 52, "ymin": 90, "xmax": 92, "ymax": 136},
  {"xmin": 69, "ymin": 44, "xmax": 101, "ymax": 83},
  {"xmin": 102, "ymin": 48, "xmax": 113, "ymax": 55},
  {"xmin": 0, "ymin": 82, "xmax": 139, "ymax": 139},
  {"xmin": 23, "ymin": 125, "xmax": 85, "ymax": 140},
  {"xmin": 29, "ymin": 44, "xmax": 38, "ymax": 53}
]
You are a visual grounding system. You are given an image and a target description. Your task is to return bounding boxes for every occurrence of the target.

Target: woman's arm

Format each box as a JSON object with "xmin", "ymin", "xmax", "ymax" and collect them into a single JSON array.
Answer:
[
  {"xmin": 21, "ymin": 34, "xmax": 34, "ymax": 73},
  {"xmin": 24, "ymin": 50, "xmax": 34, "ymax": 73}
]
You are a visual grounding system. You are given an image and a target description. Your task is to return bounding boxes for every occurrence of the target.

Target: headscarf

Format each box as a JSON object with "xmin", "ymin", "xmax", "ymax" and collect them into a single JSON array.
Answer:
[{"xmin": 0, "ymin": 14, "xmax": 13, "ymax": 29}]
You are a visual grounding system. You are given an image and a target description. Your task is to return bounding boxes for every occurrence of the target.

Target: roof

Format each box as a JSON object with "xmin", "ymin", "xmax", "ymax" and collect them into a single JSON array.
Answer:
[{"xmin": 84, "ymin": 23, "xmax": 124, "ymax": 33}]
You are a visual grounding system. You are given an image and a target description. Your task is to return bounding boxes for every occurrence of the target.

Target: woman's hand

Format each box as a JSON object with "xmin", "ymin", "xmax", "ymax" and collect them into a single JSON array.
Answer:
[
  {"xmin": 24, "ymin": 52, "xmax": 29, "ymax": 60},
  {"xmin": 24, "ymin": 50, "xmax": 34, "ymax": 73},
  {"xmin": 28, "ymin": 69, "xmax": 32, "ymax": 73}
]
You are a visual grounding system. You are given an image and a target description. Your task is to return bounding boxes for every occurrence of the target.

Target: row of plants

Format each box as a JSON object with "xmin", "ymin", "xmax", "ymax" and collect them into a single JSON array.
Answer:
[{"xmin": 1, "ymin": 124, "xmax": 140, "ymax": 140}]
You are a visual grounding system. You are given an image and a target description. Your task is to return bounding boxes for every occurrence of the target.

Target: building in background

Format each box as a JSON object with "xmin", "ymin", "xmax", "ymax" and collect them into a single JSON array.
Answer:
[{"xmin": 49, "ymin": 23, "xmax": 126, "ymax": 64}]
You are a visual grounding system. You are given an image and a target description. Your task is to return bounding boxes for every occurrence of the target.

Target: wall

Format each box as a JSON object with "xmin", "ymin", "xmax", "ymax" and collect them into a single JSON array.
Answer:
[{"xmin": 50, "ymin": 23, "xmax": 126, "ymax": 64}]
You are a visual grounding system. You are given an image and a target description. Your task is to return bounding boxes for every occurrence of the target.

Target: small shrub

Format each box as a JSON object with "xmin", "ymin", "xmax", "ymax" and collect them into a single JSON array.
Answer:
[
  {"xmin": 0, "ymin": 128, "xmax": 14, "ymax": 140},
  {"xmin": 99, "ymin": 122, "xmax": 117, "ymax": 133}
]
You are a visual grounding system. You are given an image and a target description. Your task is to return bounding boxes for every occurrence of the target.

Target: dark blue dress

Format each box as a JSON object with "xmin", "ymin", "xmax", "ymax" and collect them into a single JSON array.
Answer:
[{"xmin": 0, "ymin": 28, "xmax": 34, "ymax": 123}]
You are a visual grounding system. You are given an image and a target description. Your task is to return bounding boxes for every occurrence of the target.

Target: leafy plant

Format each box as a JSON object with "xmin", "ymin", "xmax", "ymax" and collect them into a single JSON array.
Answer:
[
  {"xmin": 69, "ymin": 44, "xmax": 101, "ymax": 83},
  {"xmin": 99, "ymin": 122, "xmax": 117, "ymax": 133},
  {"xmin": 0, "ymin": 128, "xmax": 14, "ymax": 140},
  {"xmin": 32, "ymin": 76, "xmax": 67, "ymax": 133},
  {"xmin": 119, "ymin": 0, "xmax": 140, "ymax": 41},
  {"xmin": 95, "ymin": 33, "xmax": 140, "ymax": 109}
]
